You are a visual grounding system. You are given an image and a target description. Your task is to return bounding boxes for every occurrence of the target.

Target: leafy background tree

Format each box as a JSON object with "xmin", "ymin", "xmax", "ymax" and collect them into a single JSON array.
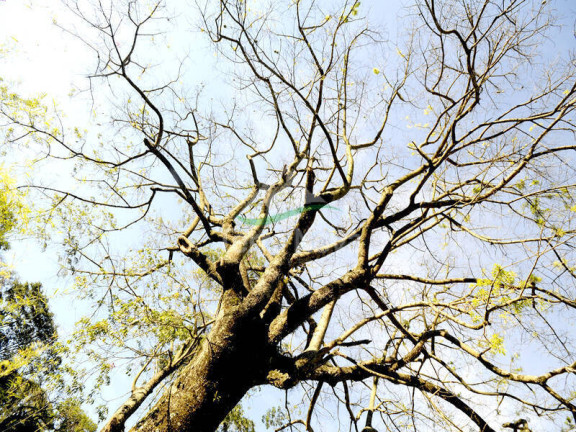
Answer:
[
  {"xmin": 0, "ymin": 182, "xmax": 96, "ymax": 432},
  {"xmin": 0, "ymin": 66, "xmax": 96, "ymax": 431}
]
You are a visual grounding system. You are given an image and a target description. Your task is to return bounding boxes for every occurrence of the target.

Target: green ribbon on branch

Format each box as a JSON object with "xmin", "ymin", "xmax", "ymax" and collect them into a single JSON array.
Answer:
[{"xmin": 237, "ymin": 203, "xmax": 338, "ymax": 226}]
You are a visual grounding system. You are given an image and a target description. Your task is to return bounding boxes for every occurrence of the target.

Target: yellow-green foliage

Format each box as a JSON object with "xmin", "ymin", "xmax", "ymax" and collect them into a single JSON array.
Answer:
[
  {"xmin": 0, "ymin": 168, "xmax": 18, "ymax": 250},
  {"xmin": 0, "ymin": 166, "xmax": 29, "ymax": 281},
  {"xmin": 0, "ymin": 76, "xmax": 49, "ymax": 132}
]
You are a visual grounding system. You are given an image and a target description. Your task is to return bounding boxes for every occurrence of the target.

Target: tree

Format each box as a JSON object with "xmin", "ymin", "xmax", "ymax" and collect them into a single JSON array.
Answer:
[
  {"xmin": 0, "ymin": 281, "xmax": 57, "ymax": 361},
  {"xmin": 0, "ymin": 280, "xmax": 59, "ymax": 432},
  {"xmin": 0, "ymin": 81, "xmax": 95, "ymax": 430},
  {"xmin": 0, "ymin": 374, "xmax": 54, "ymax": 432},
  {"xmin": 4, "ymin": 0, "xmax": 576, "ymax": 431},
  {"xmin": 55, "ymin": 398, "xmax": 100, "ymax": 432},
  {"xmin": 0, "ymin": 164, "xmax": 56, "ymax": 431},
  {"xmin": 0, "ymin": 183, "xmax": 96, "ymax": 432}
]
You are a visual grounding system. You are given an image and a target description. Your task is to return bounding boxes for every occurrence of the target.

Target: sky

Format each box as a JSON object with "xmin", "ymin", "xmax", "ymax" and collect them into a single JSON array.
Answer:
[
  {"xmin": 0, "ymin": 1, "xmax": 91, "ymax": 96},
  {"xmin": 2, "ymin": 0, "xmax": 576, "ymax": 431}
]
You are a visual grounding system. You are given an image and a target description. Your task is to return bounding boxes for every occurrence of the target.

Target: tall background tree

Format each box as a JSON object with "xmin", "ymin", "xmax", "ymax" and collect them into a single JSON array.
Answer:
[
  {"xmin": 3, "ymin": 0, "xmax": 576, "ymax": 431},
  {"xmin": 0, "ymin": 54, "xmax": 97, "ymax": 432},
  {"xmin": 0, "ymin": 199, "xmax": 96, "ymax": 431}
]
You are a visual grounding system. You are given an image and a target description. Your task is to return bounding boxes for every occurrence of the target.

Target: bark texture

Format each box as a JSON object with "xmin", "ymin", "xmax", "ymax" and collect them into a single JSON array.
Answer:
[{"xmin": 130, "ymin": 307, "xmax": 271, "ymax": 432}]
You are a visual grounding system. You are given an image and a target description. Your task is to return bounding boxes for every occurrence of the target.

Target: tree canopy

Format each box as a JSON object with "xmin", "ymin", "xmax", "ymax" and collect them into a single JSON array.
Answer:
[
  {"xmin": 0, "ymin": 179, "xmax": 96, "ymax": 432},
  {"xmin": 0, "ymin": 69, "xmax": 96, "ymax": 430},
  {"xmin": 3, "ymin": 0, "xmax": 576, "ymax": 431}
]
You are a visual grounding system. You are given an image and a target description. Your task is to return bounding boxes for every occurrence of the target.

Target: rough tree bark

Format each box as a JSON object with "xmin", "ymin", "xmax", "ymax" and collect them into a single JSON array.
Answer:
[{"xmin": 130, "ymin": 304, "xmax": 271, "ymax": 432}]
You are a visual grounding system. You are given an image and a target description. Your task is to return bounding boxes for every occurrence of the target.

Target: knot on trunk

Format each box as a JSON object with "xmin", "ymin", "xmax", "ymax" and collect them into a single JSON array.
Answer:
[
  {"xmin": 267, "ymin": 369, "xmax": 295, "ymax": 389},
  {"xmin": 177, "ymin": 235, "xmax": 195, "ymax": 254}
]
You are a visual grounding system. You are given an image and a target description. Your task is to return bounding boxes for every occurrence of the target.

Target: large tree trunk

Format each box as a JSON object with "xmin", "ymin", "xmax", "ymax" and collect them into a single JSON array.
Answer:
[{"xmin": 129, "ymin": 307, "xmax": 271, "ymax": 432}]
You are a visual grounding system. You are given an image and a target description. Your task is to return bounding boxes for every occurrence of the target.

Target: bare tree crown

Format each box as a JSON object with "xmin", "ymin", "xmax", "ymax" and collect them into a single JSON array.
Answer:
[{"xmin": 3, "ymin": 0, "xmax": 576, "ymax": 431}]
